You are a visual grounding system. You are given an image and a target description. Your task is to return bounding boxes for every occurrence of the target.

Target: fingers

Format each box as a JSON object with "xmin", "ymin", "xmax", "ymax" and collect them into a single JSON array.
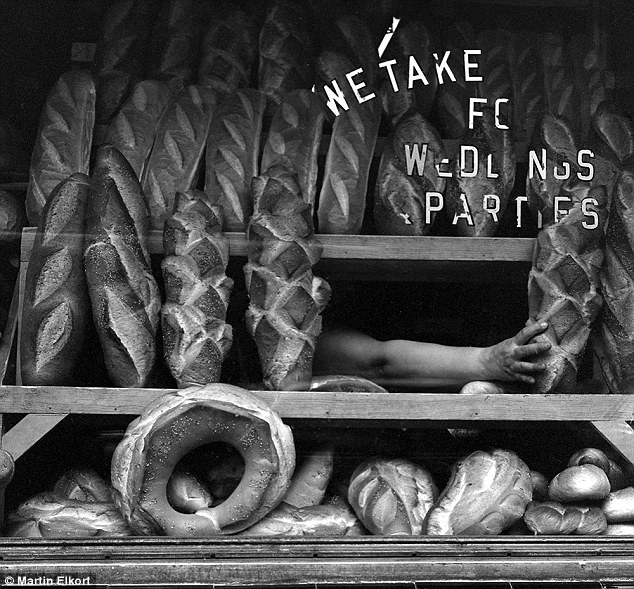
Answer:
[
  {"xmin": 513, "ymin": 341, "xmax": 551, "ymax": 358},
  {"xmin": 513, "ymin": 360, "xmax": 547, "ymax": 374},
  {"xmin": 514, "ymin": 320, "xmax": 549, "ymax": 345}
]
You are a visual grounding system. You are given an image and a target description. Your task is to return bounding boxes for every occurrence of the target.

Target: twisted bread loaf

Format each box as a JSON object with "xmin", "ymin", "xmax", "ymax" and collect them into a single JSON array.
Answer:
[
  {"xmin": 524, "ymin": 501, "xmax": 607, "ymax": 535},
  {"xmin": 21, "ymin": 174, "xmax": 90, "ymax": 385},
  {"xmin": 85, "ymin": 148, "xmax": 159, "ymax": 388},
  {"xmin": 527, "ymin": 191, "xmax": 607, "ymax": 393},
  {"xmin": 593, "ymin": 156, "xmax": 634, "ymax": 393},
  {"xmin": 25, "ymin": 70, "xmax": 95, "ymax": 226},
  {"xmin": 205, "ymin": 89, "xmax": 266, "ymax": 231},
  {"xmin": 161, "ymin": 189, "xmax": 233, "ymax": 387},
  {"xmin": 261, "ymin": 89, "xmax": 325, "ymax": 212},
  {"xmin": 245, "ymin": 167, "xmax": 331, "ymax": 391},
  {"xmin": 198, "ymin": 7, "xmax": 258, "ymax": 97},
  {"xmin": 104, "ymin": 80, "xmax": 172, "ymax": 181},
  {"xmin": 142, "ymin": 85, "xmax": 216, "ymax": 230}
]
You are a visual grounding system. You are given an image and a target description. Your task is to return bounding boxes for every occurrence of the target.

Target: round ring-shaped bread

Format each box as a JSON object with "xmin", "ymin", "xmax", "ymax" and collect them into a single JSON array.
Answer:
[{"xmin": 111, "ymin": 384, "xmax": 295, "ymax": 536}]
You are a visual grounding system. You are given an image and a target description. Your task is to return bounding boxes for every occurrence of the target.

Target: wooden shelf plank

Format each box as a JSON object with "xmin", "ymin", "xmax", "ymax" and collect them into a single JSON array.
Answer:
[
  {"xmin": 0, "ymin": 388, "xmax": 632, "ymax": 422},
  {"xmin": 591, "ymin": 420, "xmax": 634, "ymax": 465},
  {"xmin": 20, "ymin": 227, "xmax": 536, "ymax": 263},
  {"xmin": 1, "ymin": 414, "xmax": 68, "ymax": 460}
]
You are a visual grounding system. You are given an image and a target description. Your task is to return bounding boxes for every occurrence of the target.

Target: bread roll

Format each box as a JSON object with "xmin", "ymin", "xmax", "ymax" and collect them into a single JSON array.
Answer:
[
  {"xmin": 524, "ymin": 501, "xmax": 607, "ymax": 535},
  {"xmin": 374, "ymin": 113, "xmax": 446, "ymax": 236},
  {"xmin": 21, "ymin": 174, "xmax": 90, "ymax": 386},
  {"xmin": 317, "ymin": 98, "xmax": 381, "ymax": 234},
  {"xmin": 548, "ymin": 465, "xmax": 611, "ymax": 502},
  {"xmin": 348, "ymin": 457, "xmax": 437, "ymax": 535},
  {"xmin": 601, "ymin": 487, "xmax": 634, "ymax": 523},
  {"xmin": 567, "ymin": 448, "xmax": 611, "ymax": 475},
  {"xmin": 260, "ymin": 89, "xmax": 325, "ymax": 211},
  {"xmin": 198, "ymin": 7, "xmax": 258, "ymax": 97},
  {"xmin": 166, "ymin": 468, "xmax": 214, "ymax": 513},
  {"xmin": 4, "ymin": 492, "xmax": 132, "ymax": 538},
  {"xmin": 424, "ymin": 449, "xmax": 532, "ymax": 536},
  {"xmin": 142, "ymin": 85, "xmax": 216, "ymax": 230},
  {"xmin": 161, "ymin": 189, "xmax": 233, "ymax": 387},
  {"xmin": 53, "ymin": 468, "xmax": 112, "ymax": 503},
  {"xmin": 25, "ymin": 70, "xmax": 95, "ymax": 226},
  {"xmin": 604, "ymin": 523, "xmax": 634, "ymax": 535},
  {"xmin": 284, "ymin": 447, "xmax": 334, "ymax": 508},
  {"xmin": 530, "ymin": 471, "xmax": 550, "ymax": 501},
  {"xmin": 204, "ymin": 89, "xmax": 266, "ymax": 231},
  {"xmin": 84, "ymin": 150, "xmax": 160, "ymax": 388},
  {"xmin": 104, "ymin": 80, "xmax": 172, "ymax": 181}
]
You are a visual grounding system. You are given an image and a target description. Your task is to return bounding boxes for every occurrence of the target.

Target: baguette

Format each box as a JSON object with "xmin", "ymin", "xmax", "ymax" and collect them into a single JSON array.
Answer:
[
  {"xmin": 204, "ymin": 89, "xmax": 266, "ymax": 231},
  {"xmin": 477, "ymin": 29, "xmax": 513, "ymax": 131},
  {"xmin": 317, "ymin": 98, "xmax": 381, "ymax": 234},
  {"xmin": 21, "ymin": 174, "xmax": 91, "ymax": 385},
  {"xmin": 25, "ymin": 70, "xmax": 95, "ymax": 226},
  {"xmin": 260, "ymin": 89, "xmax": 325, "ymax": 211},
  {"xmin": 104, "ymin": 80, "xmax": 172, "ymax": 181},
  {"xmin": 142, "ymin": 85, "xmax": 216, "ymax": 230},
  {"xmin": 161, "ymin": 189, "xmax": 234, "ymax": 387}
]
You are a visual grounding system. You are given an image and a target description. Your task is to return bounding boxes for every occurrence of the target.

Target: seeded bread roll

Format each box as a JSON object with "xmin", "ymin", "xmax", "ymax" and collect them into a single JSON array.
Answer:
[
  {"xmin": 260, "ymin": 89, "xmax": 325, "ymax": 212},
  {"xmin": 317, "ymin": 98, "xmax": 381, "ymax": 234},
  {"xmin": 21, "ymin": 174, "xmax": 90, "ymax": 385},
  {"xmin": 204, "ymin": 89, "xmax": 266, "ymax": 231},
  {"xmin": 198, "ymin": 7, "xmax": 258, "ymax": 98},
  {"xmin": 25, "ymin": 70, "xmax": 95, "ymax": 226},
  {"xmin": 142, "ymin": 85, "xmax": 216, "ymax": 230},
  {"xmin": 104, "ymin": 80, "xmax": 172, "ymax": 181}
]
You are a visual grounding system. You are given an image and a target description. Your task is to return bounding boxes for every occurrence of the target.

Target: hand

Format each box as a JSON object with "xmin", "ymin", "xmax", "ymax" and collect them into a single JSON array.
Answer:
[{"xmin": 480, "ymin": 321, "xmax": 551, "ymax": 384}]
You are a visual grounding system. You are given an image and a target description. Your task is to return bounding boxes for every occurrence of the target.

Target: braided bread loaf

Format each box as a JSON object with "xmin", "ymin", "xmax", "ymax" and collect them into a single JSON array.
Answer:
[
  {"xmin": 245, "ymin": 167, "xmax": 331, "ymax": 391},
  {"xmin": 161, "ymin": 189, "xmax": 233, "ymax": 388},
  {"xmin": 527, "ymin": 189, "xmax": 607, "ymax": 393}
]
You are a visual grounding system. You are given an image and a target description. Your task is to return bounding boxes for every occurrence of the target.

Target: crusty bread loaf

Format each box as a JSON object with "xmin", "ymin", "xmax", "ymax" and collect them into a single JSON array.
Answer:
[
  {"xmin": 198, "ymin": 7, "xmax": 258, "ymax": 97},
  {"xmin": 142, "ymin": 85, "xmax": 216, "ymax": 230},
  {"xmin": 21, "ymin": 174, "xmax": 90, "ymax": 385},
  {"xmin": 446, "ymin": 107, "xmax": 515, "ymax": 237},
  {"xmin": 477, "ymin": 29, "xmax": 513, "ymax": 130},
  {"xmin": 84, "ymin": 148, "xmax": 159, "ymax": 388},
  {"xmin": 104, "ymin": 80, "xmax": 172, "ymax": 181},
  {"xmin": 527, "ymin": 194, "xmax": 606, "ymax": 393},
  {"xmin": 258, "ymin": 0, "xmax": 314, "ymax": 117},
  {"xmin": 53, "ymin": 468, "xmax": 113, "ymax": 503},
  {"xmin": 374, "ymin": 112, "xmax": 446, "ymax": 235},
  {"xmin": 348, "ymin": 457, "xmax": 437, "ymax": 535},
  {"xmin": 284, "ymin": 447, "xmax": 334, "ymax": 508},
  {"xmin": 204, "ymin": 89, "xmax": 266, "ymax": 231},
  {"xmin": 424, "ymin": 449, "xmax": 532, "ymax": 536},
  {"xmin": 317, "ymin": 98, "xmax": 380, "ymax": 234},
  {"xmin": 245, "ymin": 167, "xmax": 331, "ymax": 391},
  {"xmin": 260, "ymin": 89, "xmax": 325, "ymax": 212},
  {"xmin": 25, "ymin": 70, "xmax": 95, "ymax": 226},
  {"xmin": 601, "ymin": 487, "xmax": 634, "ymax": 523},
  {"xmin": 549, "ymin": 465, "xmax": 611, "ymax": 502},
  {"xmin": 161, "ymin": 189, "xmax": 234, "ymax": 387},
  {"xmin": 524, "ymin": 501, "xmax": 607, "ymax": 535}
]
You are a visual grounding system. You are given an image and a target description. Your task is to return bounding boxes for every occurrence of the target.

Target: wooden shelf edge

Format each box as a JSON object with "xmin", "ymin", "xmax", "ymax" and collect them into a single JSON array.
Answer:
[{"xmin": 0, "ymin": 388, "xmax": 632, "ymax": 421}]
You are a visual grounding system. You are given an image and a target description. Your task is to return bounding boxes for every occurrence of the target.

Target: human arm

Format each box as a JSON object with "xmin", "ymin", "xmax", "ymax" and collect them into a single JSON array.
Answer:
[{"xmin": 313, "ymin": 321, "xmax": 551, "ymax": 390}]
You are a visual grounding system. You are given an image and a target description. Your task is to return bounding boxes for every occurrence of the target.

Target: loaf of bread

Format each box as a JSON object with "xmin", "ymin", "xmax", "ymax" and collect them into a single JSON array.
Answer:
[
  {"xmin": 549, "ymin": 465, "xmax": 611, "ymax": 502},
  {"xmin": 317, "ymin": 98, "xmax": 381, "ymax": 234},
  {"xmin": 332, "ymin": 16, "xmax": 377, "ymax": 86},
  {"xmin": 540, "ymin": 33, "xmax": 580, "ymax": 137},
  {"xmin": 204, "ymin": 89, "xmax": 266, "ymax": 231},
  {"xmin": 25, "ymin": 70, "xmax": 95, "ymax": 226},
  {"xmin": 524, "ymin": 501, "xmax": 607, "ymax": 535},
  {"xmin": 525, "ymin": 113, "xmax": 580, "ymax": 227},
  {"xmin": 53, "ymin": 468, "xmax": 113, "ymax": 503},
  {"xmin": 260, "ymin": 89, "xmax": 325, "ymax": 212},
  {"xmin": 424, "ymin": 449, "xmax": 532, "ymax": 536},
  {"xmin": 446, "ymin": 107, "xmax": 515, "ymax": 237},
  {"xmin": 198, "ymin": 7, "xmax": 258, "ymax": 97},
  {"xmin": 527, "ymin": 194, "xmax": 606, "ymax": 393},
  {"xmin": 374, "ymin": 112, "xmax": 446, "ymax": 235},
  {"xmin": 601, "ymin": 487, "xmax": 634, "ymax": 523},
  {"xmin": 284, "ymin": 447, "xmax": 334, "ymax": 508},
  {"xmin": 85, "ymin": 148, "xmax": 160, "ymax": 388},
  {"xmin": 104, "ymin": 80, "xmax": 172, "ymax": 181},
  {"xmin": 507, "ymin": 32, "xmax": 544, "ymax": 142},
  {"xmin": 477, "ymin": 30, "xmax": 513, "ymax": 129},
  {"xmin": 568, "ymin": 34, "xmax": 610, "ymax": 138},
  {"xmin": 161, "ymin": 189, "xmax": 233, "ymax": 387},
  {"xmin": 240, "ymin": 500, "xmax": 364, "ymax": 537},
  {"xmin": 380, "ymin": 20, "xmax": 437, "ymax": 127},
  {"xmin": 593, "ymin": 156, "xmax": 634, "ymax": 393},
  {"xmin": 348, "ymin": 457, "xmax": 437, "ymax": 535},
  {"xmin": 91, "ymin": 0, "xmax": 154, "ymax": 134},
  {"xmin": 258, "ymin": 0, "xmax": 314, "ymax": 117},
  {"xmin": 166, "ymin": 468, "xmax": 214, "ymax": 513},
  {"xmin": 21, "ymin": 174, "xmax": 90, "ymax": 386},
  {"xmin": 147, "ymin": 0, "xmax": 203, "ymax": 97},
  {"xmin": 142, "ymin": 85, "xmax": 216, "ymax": 230},
  {"xmin": 245, "ymin": 167, "xmax": 331, "ymax": 390}
]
